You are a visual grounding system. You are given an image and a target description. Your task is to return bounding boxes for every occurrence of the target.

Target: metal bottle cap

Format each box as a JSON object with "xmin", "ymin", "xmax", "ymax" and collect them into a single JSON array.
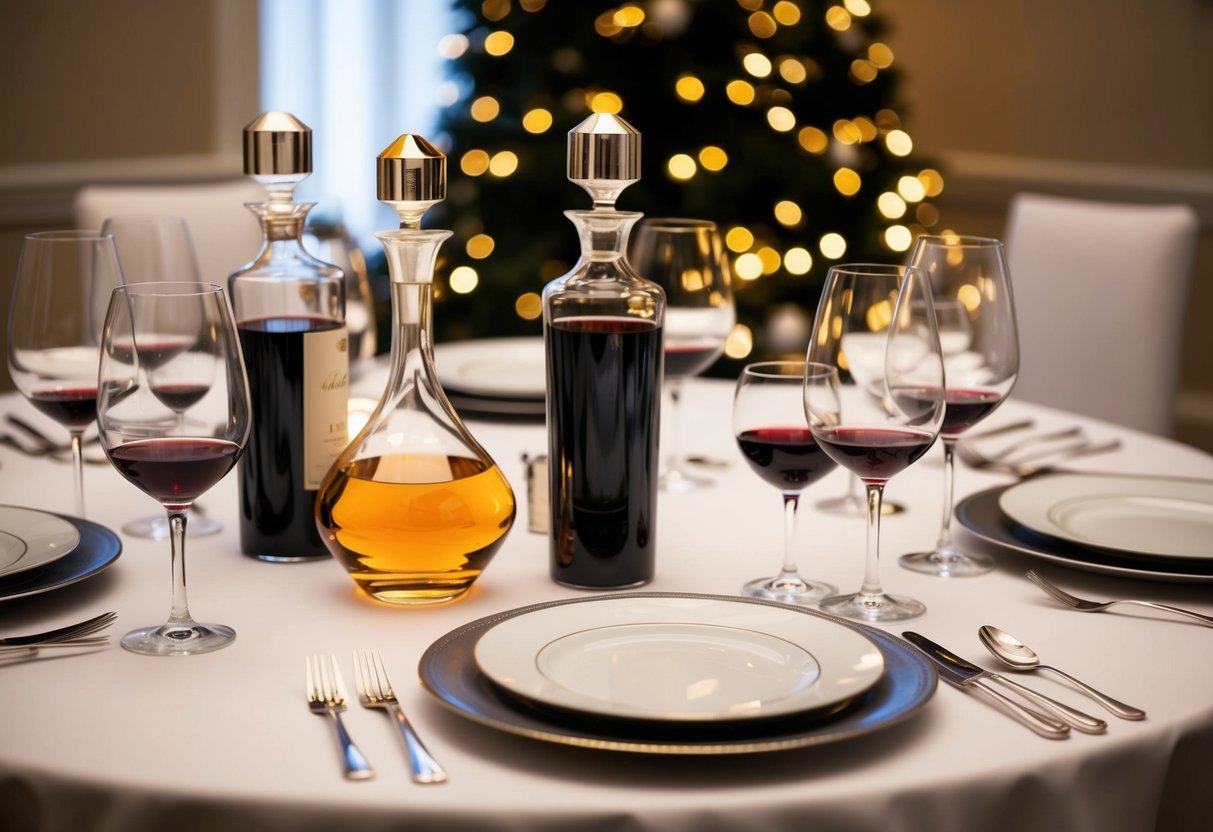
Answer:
[
  {"xmin": 377, "ymin": 134, "xmax": 446, "ymax": 227},
  {"xmin": 567, "ymin": 113, "xmax": 640, "ymax": 208},
  {"xmin": 243, "ymin": 111, "xmax": 312, "ymax": 175}
]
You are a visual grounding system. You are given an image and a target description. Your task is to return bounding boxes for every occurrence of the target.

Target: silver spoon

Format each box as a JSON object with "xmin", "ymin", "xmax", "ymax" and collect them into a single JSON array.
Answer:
[{"xmin": 978, "ymin": 625, "xmax": 1146, "ymax": 720}]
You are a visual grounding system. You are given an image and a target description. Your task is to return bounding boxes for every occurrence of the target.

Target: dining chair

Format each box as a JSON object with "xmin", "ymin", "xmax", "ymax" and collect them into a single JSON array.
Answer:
[
  {"xmin": 1003, "ymin": 192, "xmax": 1199, "ymax": 436},
  {"xmin": 73, "ymin": 179, "xmax": 268, "ymax": 286}
]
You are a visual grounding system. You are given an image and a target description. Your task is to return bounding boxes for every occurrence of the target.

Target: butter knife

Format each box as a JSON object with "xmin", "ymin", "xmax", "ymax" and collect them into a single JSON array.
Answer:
[{"xmin": 902, "ymin": 632, "xmax": 1072, "ymax": 739}]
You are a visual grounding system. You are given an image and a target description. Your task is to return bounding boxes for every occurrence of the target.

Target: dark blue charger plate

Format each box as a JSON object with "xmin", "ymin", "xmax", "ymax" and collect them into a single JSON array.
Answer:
[{"xmin": 0, "ymin": 506, "xmax": 122, "ymax": 602}]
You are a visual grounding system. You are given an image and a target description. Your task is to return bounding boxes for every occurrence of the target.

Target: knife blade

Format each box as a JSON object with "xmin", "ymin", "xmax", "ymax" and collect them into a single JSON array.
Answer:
[{"xmin": 902, "ymin": 632, "xmax": 1071, "ymax": 739}]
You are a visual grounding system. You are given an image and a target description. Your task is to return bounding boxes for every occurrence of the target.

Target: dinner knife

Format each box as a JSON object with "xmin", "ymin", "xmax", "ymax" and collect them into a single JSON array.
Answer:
[{"xmin": 902, "ymin": 632, "xmax": 1073, "ymax": 739}]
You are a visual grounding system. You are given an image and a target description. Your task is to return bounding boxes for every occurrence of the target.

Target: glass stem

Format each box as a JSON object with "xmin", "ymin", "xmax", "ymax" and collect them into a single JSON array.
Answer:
[
  {"xmin": 69, "ymin": 430, "xmax": 85, "ymax": 517},
  {"xmin": 664, "ymin": 378, "xmax": 683, "ymax": 471},
  {"xmin": 860, "ymin": 483, "xmax": 886, "ymax": 598},
  {"xmin": 776, "ymin": 492, "xmax": 804, "ymax": 585},
  {"xmin": 166, "ymin": 509, "xmax": 195, "ymax": 628},
  {"xmin": 934, "ymin": 439, "xmax": 957, "ymax": 551}
]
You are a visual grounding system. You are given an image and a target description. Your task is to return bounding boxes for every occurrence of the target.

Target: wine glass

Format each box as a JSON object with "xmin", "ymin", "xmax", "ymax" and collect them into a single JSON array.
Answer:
[
  {"xmin": 6, "ymin": 231, "xmax": 124, "ymax": 518},
  {"xmin": 98, "ymin": 282, "xmax": 251, "ymax": 656},
  {"xmin": 629, "ymin": 218, "xmax": 735, "ymax": 492},
  {"xmin": 101, "ymin": 215, "xmax": 224, "ymax": 539},
  {"xmin": 804, "ymin": 263, "xmax": 945, "ymax": 623},
  {"xmin": 733, "ymin": 361, "xmax": 839, "ymax": 604},
  {"xmin": 898, "ymin": 235, "xmax": 1018, "ymax": 578}
]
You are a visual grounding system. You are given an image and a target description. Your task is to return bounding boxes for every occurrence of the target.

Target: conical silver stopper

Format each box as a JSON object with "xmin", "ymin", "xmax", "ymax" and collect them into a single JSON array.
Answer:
[
  {"xmin": 243, "ymin": 111, "xmax": 312, "ymax": 176},
  {"xmin": 567, "ymin": 113, "xmax": 640, "ymax": 208},
  {"xmin": 378, "ymin": 134, "xmax": 446, "ymax": 228}
]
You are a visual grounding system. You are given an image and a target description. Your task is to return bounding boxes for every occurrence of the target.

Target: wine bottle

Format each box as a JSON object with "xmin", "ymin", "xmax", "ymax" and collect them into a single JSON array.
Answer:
[{"xmin": 228, "ymin": 112, "xmax": 348, "ymax": 561}]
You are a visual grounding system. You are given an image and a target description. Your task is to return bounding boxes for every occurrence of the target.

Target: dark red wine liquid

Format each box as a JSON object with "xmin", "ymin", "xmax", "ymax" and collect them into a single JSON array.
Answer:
[
  {"xmin": 815, "ymin": 426, "xmax": 936, "ymax": 484},
  {"xmin": 736, "ymin": 427, "xmax": 837, "ymax": 492},
  {"xmin": 109, "ymin": 437, "xmax": 239, "ymax": 506},
  {"xmin": 151, "ymin": 383, "xmax": 209, "ymax": 413},
  {"xmin": 237, "ymin": 316, "xmax": 340, "ymax": 559},
  {"xmin": 664, "ymin": 342, "xmax": 720, "ymax": 379},
  {"xmin": 29, "ymin": 387, "xmax": 98, "ymax": 429},
  {"xmin": 546, "ymin": 316, "xmax": 662, "ymax": 588}
]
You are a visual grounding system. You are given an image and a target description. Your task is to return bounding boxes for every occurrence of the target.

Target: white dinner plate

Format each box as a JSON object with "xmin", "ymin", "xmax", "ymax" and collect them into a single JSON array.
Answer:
[
  {"xmin": 999, "ymin": 474, "xmax": 1213, "ymax": 561},
  {"xmin": 432, "ymin": 337, "xmax": 546, "ymax": 400},
  {"xmin": 0, "ymin": 506, "xmax": 81, "ymax": 579},
  {"xmin": 473, "ymin": 595, "xmax": 885, "ymax": 723}
]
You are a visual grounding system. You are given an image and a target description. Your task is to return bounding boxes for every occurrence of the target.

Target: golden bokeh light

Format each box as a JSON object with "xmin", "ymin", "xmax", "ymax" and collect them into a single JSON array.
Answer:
[
  {"xmin": 774, "ymin": 200, "xmax": 803, "ymax": 226},
  {"xmin": 885, "ymin": 129, "xmax": 913, "ymax": 156},
  {"xmin": 957, "ymin": 283, "xmax": 982, "ymax": 313},
  {"xmin": 466, "ymin": 233, "xmax": 495, "ymax": 259},
  {"xmin": 675, "ymin": 75, "xmax": 706, "ymax": 102},
  {"xmin": 832, "ymin": 119, "xmax": 862, "ymax": 144},
  {"xmin": 748, "ymin": 11, "xmax": 777, "ymax": 38},
  {"xmin": 736, "ymin": 0, "xmax": 763, "ymax": 10},
  {"xmin": 614, "ymin": 5, "xmax": 645, "ymax": 27},
  {"xmin": 897, "ymin": 174, "xmax": 926, "ymax": 202},
  {"xmin": 667, "ymin": 153, "xmax": 697, "ymax": 180},
  {"xmin": 449, "ymin": 266, "xmax": 479, "ymax": 294},
  {"xmin": 773, "ymin": 1, "xmax": 802, "ymax": 25},
  {"xmin": 437, "ymin": 34, "xmax": 469, "ymax": 59},
  {"xmin": 519, "ymin": 0, "xmax": 547, "ymax": 10},
  {"xmin": 853, "ymin": 116, "xmax": 878, "ymax": 142},
  {"xmin": 883, "ymin": 225, "xmax": 912, "ymax": 252},
  {"xmin": 594, "ymin": 11, "xmax": 621, "ymax": 37},
  {"xmin": 779, "ymin": 58, "xmax": 808, "ymax": 85},
  {"xmin": 868, "ymin": 42, "xmax": 894, "ymax": 68},
  {"xmin": 489, "ymin": 150, "xmax": 519, "ymax": 176},
  {"xmin": 798, "ymin": 126, "xmax": 828, "ymax": 154},
  {"xmin": 875, "ymin": 108, "xmax": 901, "ymax": 130},
  {"xmin": 482, "ymin": 0, "xmax": 510, "ymax": 22},
  {"xmin": 698, "ymin": 145, "xmax": 729, "ymax": 171},
  {"xmin": 850, "ymin": 59, "xmax": 878, "ymax": 84},
  {"xmin": 726, "ymin": 79, "xmax": 756, "ymax": 105},
  {"xmin": 734, "ymin": 253, "xmax": 763, "ymax": 281},
  {"xmin": 522, "ymin": 108, "xmax": 553, "ymax": 133},
  {"xmin": 833, "ymin": 167, "xmax": 861, "ymax": 196},
  {"xmin": 470, "ymin": 96, "xmax": 500, "ymax": 122},
  {"xmin": 877, "ymin": 191, "xmax": 907, "ymax": 219},
  {"xmin": 590, "ymin": 91, "xmax": 623, "ymax": 113},
  {"xmin": 784, "ymin": 247, "xmax": 813, "ymax": 275},
  {"xmin": 742, "ymin": 52, "xmax": 773, "ymax": 78},
  {"xmin": 767, "ymin": 106, "xmax": 796, "ymax": 132},
  {"xmin": 844, "ymin": 0, "xmax": 872, "ymax": 16},
  {"xmin": 724, "ymin": 323, "xmax": 753, "ymax": 359},
  {"xmin": 865, "ymin": 299, "xmax": 892, "ymax": 332},
  {"xmin": 919, "ymin": 168, "xmax": 945, "ymax": 197},
  {"xmin": 460, "ymin": 149, "xmax": 490, "ymax": 176},
  {"xmin": 515, "ymin": 292, "xmax": 542, "ymax": 319},
  {"xmin": 915, "ymin": 202, "xmax": 940, "ymax": 227},
  {"xmin": 825, "ymin": 6, "xmax": 852, "ymax": 31},
  {"xmin": 725, "ymin": 226, "xmax": 755, "ymax": 252},
  {"xmin": 756, "ymin": 246, "xmax": 782, "ymax": 274},
  {"xmin": 819, "ymin": 232, "xmax": 847, "ymax": 259},
  {"xmin": 484, "ymin": 31, "xmax": 515, "ymax": 56}
]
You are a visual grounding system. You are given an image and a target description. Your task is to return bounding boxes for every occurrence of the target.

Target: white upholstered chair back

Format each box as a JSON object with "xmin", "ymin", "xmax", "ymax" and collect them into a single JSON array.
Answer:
[
  {"xmin": 74, "ymin": 180, "xmax": 268, "ymax": 287},
  {"xmin": 1003, "ymin": 192, "xmax": 1198, "ymax": 436}
]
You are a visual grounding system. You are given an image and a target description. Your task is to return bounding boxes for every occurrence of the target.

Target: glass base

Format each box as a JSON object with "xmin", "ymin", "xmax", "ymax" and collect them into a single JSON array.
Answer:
[
  {"xmin": 899, "ymin": 547, "xmax": 994, "ymax": 577},
  {"xmin": 121, "ymin": 621, "xmax": 236, "ymax": 656},
  {"xmin": 819, "ymin": 591, "xmax": 926, "ymax": 623},
  {"xmin": 659, "ymin": 465, "xmax": 714, "ymax": 493},
  {"xmin": 742, "ymin": 575, "xmax": 837, "ymax": 606},
  {"xmin": 122, "ymin": 514, "xmax": 222, "ymax": 540},
  {"xmin": 815, "ymin": 494, "xmax": 905, "ymax": 517}
]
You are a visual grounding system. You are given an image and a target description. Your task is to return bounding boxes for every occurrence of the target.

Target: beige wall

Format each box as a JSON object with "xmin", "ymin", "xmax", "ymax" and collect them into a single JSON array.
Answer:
[{"xmin": 1, "ymin": 0, "xmax": 1211, "ymax": 450}]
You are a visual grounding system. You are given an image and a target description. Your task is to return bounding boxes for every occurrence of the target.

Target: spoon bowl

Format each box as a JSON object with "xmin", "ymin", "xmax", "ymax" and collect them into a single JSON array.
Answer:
[{"xmin": 977, "ymin": 625, "xmax": 1145, "ymax": 720}]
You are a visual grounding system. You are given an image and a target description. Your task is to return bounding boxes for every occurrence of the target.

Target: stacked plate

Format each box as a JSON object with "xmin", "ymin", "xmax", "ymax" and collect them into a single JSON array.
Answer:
[
  {"xmin": 955, "ymin": 474, "xmax": 1213, "ymax": 583},
  {"xmin": 432, "ymin": 337, "xmax": 546, "ymax": 418},
  {"xmin": 0, "ymin": 505, "xmax": 121, "ymax": 602},
  {"xmin": 419, "ymin": 593, "xmax": 937, "ymax": 755}
]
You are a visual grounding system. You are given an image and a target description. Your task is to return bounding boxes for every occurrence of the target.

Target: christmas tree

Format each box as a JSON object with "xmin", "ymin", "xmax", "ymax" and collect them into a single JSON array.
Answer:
[{"xmin": 425, "ymin": 0, "xmax": 942, "ymax": 371}]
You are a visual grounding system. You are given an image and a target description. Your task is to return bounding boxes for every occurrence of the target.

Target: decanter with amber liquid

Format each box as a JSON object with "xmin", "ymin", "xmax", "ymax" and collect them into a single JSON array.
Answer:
[{"xmin": 315, "ymin": 134, "xmax": 515, "ymax": 605}]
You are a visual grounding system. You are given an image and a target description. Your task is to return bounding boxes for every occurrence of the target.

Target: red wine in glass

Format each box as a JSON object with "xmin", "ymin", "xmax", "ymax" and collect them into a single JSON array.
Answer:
[
  {"xmin": 151, "ymin": 383, "xmax": 210, "ymax": 413},
  {"xmin": 899, "ymin": 386, "xmax": 1004, "ymax": 439},
  {"xmin": 736, "ymin": 427, "xmax": 836, "ymax": 491},
  {"xmin": 108, "ymin": 437, "xmax": 241, "ymax": 507},
  {"xmin": 813, "ymin": 426, "xmax": 936, "ymax": 484},
  {"xmin": 665, "ymin": 341, "xmax": 722, "ymax": 379},
  {"xmin": 29, "ymin": 387, "xmax": 99, "ymax": 430}
]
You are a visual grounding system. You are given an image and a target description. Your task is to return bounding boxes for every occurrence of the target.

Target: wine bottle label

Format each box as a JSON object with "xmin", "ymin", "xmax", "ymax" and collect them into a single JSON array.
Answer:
[{"xmin": 303, "ymin": 325, "xmax": 349, "ymax": 489}]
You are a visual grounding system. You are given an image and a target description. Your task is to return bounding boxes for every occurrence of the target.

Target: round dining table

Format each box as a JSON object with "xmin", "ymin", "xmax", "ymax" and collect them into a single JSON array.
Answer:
[{"xmin": 1, "ymin": 376, "xmax": 1211, "ymax": 832}]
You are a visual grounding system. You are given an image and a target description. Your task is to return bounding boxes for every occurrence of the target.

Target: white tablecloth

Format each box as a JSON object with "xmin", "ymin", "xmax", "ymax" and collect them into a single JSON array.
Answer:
[{"xmin": 2, "ymin": 380, "xmax": 1211, "ymax": 832}]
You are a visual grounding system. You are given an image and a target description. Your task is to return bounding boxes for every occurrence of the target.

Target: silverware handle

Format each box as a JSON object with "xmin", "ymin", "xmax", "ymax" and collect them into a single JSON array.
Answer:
[
  {"xmin": 1042, "ymin": 666, "xmax": 1146, "ymax": 720},
  {"xmin": 967, "ymin": 679, "xmax": 1070, "ymax": 739},
  {"xmin": 988, "ymin": 673, "xmax": 1107, "ymax": 734},
  {"xmin": 1122, "ymin": 600, "xmax": 1213, "ymax": 626},
  {"xmin": 328, "ymin": 709, "xmax": 375, "ymax": 780},
  {"xmin": 390, "ymin": 703, "xmax": 448, "ymax": 784}
]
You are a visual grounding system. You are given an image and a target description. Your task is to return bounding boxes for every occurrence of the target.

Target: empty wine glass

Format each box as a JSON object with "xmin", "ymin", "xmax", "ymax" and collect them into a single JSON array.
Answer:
[
  {"xmin": 101, "ymin": 215, "xmax": 223, "ymax": 539},
  {"xmin": 733, "ymin": 361, "xmax": 838, "ymax": 604},
  {"xmin": 898, "ymin": 235, "xmax": 1019, "ymax": 578},
  {"xmin": 805, "ymin": 263, "xmax": 944, "ymax": 623},
  {"xmin": 98, "ymin": 282, "xmax": 251, "ymax": 656},
  {"xmin": 6, "ymin": 231, "xmax": 124, "ymax": 517},
  {"xmin": 629, "ymin": 218, "xmax": 735, "ymax": 492}
]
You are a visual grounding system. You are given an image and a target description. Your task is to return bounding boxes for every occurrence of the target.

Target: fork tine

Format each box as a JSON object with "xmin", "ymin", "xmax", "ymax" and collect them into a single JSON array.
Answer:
[
  {"xmin": 1025, "ymin": 570, "xmax": 1073, "ymax": 605},
  {"xmin": 352, "ymin": 649, "xmax": 367, "ymax": 701},
  {"xmin": 371, "ymin": 649, "xmax": 393, "ymax": 698},
  {"xmin": 329, "ymin": 653, "xmax": 350, "ymax": 705}
]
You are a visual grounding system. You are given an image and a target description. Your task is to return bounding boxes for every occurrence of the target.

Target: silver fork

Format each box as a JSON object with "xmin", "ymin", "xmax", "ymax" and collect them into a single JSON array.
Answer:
[
  {"xmin": 0, "ymin": 637, "xmax": 110, "ymax": 658},
  {"xmin": 306, "ymin": 654, "xmax": 375, "ymax": 780},
  {"xmin": 955, "ymin": 426, "xmax": 1083, "ymax": 469},
  {"xmin": 0, "ymin": 611, "xmax": 117, "ymax": 647},
  {"xmin": 1026, "ymin": 570, "xmax": 1213, "ymax": 626},
  {"xmin": 354, "ymin": 649, "xmax": 447, "ymax": 784}
]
